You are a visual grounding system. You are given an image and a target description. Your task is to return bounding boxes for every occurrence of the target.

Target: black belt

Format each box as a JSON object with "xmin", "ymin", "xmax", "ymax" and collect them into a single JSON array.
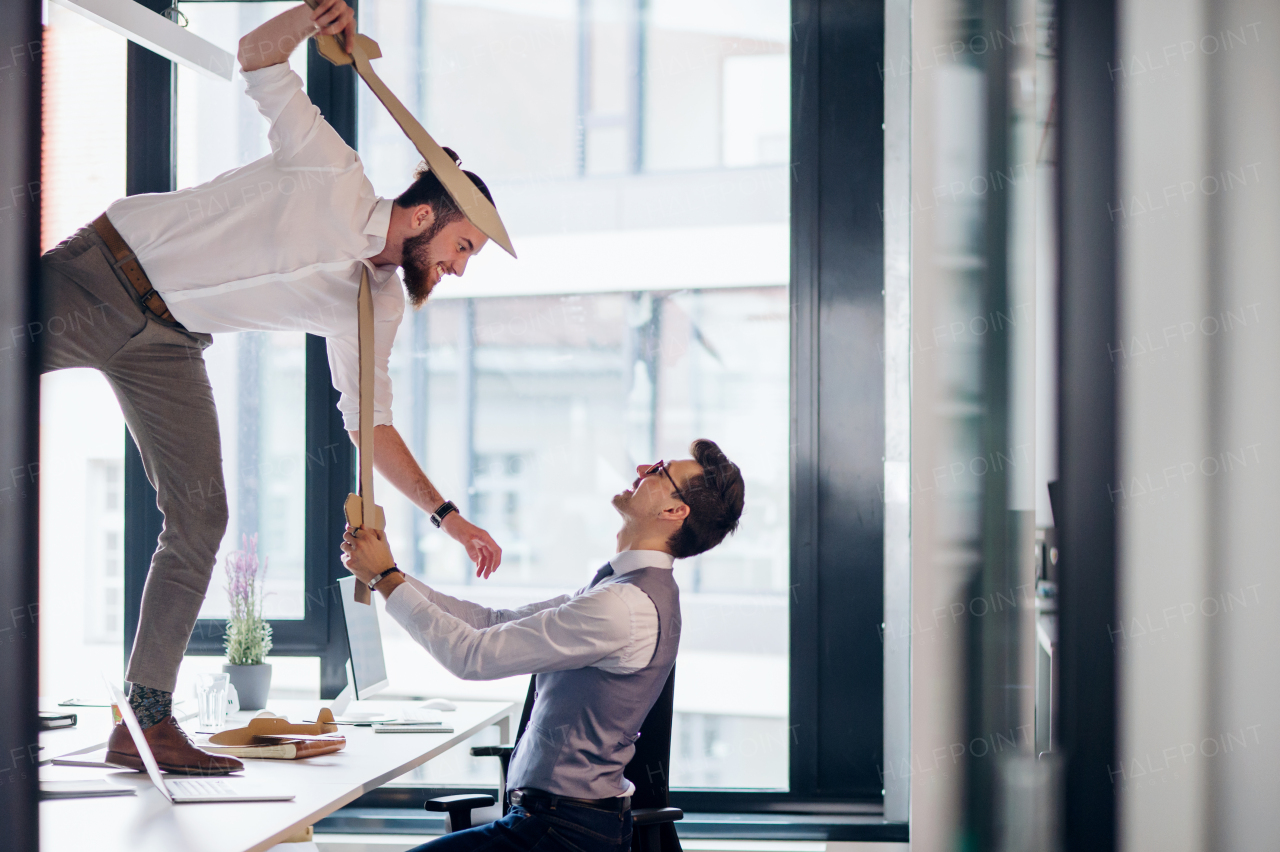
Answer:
[{"xmin": 510, "ymin": 788, "xmax": 631, "ymax": 813}]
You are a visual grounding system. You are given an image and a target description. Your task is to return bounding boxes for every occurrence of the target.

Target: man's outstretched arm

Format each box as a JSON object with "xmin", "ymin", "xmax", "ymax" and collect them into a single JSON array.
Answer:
[
  {"xmin": 238, "ymin": 0, "xmax": 355, "ymax": 73},
  {"xmin": 350, "ymin": 424, "xmax": 504, "ymax": 579},
  {"xmin": 342, "ymin": 528, "xmax": 633, "ymax": 681}
]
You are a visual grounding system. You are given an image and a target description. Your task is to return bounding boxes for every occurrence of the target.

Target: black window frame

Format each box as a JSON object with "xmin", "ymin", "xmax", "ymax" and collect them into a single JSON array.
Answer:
[{"xmin": 120, "ymin": 0, "xmax": 893, "ymax": 816}]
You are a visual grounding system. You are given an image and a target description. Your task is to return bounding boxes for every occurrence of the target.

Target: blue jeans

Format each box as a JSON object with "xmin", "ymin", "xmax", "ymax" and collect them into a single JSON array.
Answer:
[{"xmin": 410, "ymin": 801, "xmax": 633, "ymax": 852}]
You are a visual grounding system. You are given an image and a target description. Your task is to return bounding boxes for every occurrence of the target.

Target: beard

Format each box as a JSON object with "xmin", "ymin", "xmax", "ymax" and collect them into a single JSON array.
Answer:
[{"xmin": 400, "ymin": 215, "xmax": 455, "ymax": 308}]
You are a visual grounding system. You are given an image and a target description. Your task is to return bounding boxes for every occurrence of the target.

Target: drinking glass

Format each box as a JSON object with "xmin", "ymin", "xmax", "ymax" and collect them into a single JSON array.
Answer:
[{"xmin": 195, "ymin": 673, "xmax": 230, "ymax": 729}]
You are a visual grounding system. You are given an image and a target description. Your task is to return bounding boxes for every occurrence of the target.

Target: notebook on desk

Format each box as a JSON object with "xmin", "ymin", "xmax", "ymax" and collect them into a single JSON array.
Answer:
[
  {"xmin": 102, "ymin": 677, "xmax": 295, "ymax": 804},
  {"xmin": 40, "ymin": 779, "xmax": 137, "ymax": 799}
]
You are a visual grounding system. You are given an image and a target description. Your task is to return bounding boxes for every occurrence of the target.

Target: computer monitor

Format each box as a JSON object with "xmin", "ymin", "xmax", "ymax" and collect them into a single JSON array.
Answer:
[{"xmin": 331, "ymin": 576, "xmax": 389, "ymax": 718}]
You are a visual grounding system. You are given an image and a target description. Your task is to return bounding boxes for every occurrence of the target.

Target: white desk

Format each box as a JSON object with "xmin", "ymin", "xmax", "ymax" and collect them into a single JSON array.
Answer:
[{"xmin": 39, "ymin": 699, "xmax": 516, "ymax": 852}]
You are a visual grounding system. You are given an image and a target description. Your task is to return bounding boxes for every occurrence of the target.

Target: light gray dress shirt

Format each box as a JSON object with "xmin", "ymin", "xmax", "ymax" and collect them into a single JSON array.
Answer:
[{"xmin": 383, "ymin": 549, "xmax": 675, "ymax": 681}]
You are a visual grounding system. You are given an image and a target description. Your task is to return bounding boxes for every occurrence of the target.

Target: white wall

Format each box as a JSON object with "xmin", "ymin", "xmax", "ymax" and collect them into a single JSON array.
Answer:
[
  {"xmin": 1199, "ymin": 1, "xmax": 1280, "ymax": 845},
  {"xmin": 1116, "ymin": 0, "xmax": 1212, "ymax": 848},
  {"xmin": 1117, "ymin": 0, "xmax": 1280, "ymax": 849}
]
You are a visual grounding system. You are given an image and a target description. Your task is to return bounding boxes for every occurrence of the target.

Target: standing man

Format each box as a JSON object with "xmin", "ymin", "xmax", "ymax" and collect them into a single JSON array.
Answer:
[
  {"xmin": 39, "ymin": 0, "xmax": 502, "ymax": 774},
  {"xmin": 341, "ymin": 439, "xmax": 746, "ymax": 852}
]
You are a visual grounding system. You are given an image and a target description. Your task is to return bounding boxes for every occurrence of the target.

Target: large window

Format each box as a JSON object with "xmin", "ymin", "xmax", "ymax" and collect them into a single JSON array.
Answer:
[
  {"xmin": 105, "ymin": 0, "xmax": 891, "ymax": 813},
  {"xmin": 177, "ymin": 2, "xmax": 310, "ymax": 621},
  {"xmin": 356, "ymin": 0, "xmax": 792, "ymax": 790}
]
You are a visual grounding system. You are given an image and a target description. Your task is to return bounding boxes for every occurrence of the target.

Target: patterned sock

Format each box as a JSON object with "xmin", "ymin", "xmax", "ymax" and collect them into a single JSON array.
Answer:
[{"xmin": 128, "ymin": 683, "xmax": 173, "ymax": 729}]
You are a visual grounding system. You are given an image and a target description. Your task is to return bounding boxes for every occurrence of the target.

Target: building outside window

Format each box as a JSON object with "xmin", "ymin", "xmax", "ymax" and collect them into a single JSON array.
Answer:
[
  {"xmin": 356, "ymin": 0, "xmax": 791, "ymax": 790},
  {"xmin": 84, "ymin": 460, "xmax": 125, "ymax": 644}
]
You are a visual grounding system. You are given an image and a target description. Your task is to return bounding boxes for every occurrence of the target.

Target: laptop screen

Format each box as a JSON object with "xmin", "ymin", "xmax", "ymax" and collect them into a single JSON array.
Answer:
[{"xmin": 102, "ymin": 676, "xmax": 173, "ymax": 802}]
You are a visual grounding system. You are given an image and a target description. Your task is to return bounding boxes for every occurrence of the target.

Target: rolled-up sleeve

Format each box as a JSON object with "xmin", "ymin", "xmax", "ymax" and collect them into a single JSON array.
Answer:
[
  {"xmin": 327, "ymin": 283, "xmax": 402, "ymax": 431},
  {"xmin": 328, "ymin": 334, "xmax": 388, "ymax": 430},
  {"xmin": 383, "ymin": 581, "xmax": 634, "ymax": 680}
]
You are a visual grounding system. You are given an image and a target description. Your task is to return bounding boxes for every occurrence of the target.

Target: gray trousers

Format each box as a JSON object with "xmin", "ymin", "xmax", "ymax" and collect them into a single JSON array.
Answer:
[{"xmin": 41, "ymin": 224, "xmax": 227, "ymax": 693}]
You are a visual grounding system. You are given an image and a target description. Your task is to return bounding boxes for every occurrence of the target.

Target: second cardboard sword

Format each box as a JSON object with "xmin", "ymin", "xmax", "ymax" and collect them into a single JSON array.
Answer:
[{"xmin": 345, "ymin": 266, "xmax": 381, "ymax": 605}]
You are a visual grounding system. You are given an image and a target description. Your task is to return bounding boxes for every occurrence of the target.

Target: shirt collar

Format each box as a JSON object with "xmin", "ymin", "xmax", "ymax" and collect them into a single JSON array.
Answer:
[
  {"xmin": 359, "ymin": 198, "xmax": 400, "ymax": 284},
  {"xmin": 609, "ymin": 550, "xmax": 675, "ymax": 575},
  {"xmin": 363, "ymin": 198, "xmax": 394, "ymax": 253}
]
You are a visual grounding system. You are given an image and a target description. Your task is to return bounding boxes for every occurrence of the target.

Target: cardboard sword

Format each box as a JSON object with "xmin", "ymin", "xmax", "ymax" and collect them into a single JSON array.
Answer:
[
  {"xmin": 345, "ymin": 266, "xmax": 382, "ymax": 605},
  {"xmin": 303, "ymin": 0, "xmax": 517, "ymax": 259}
]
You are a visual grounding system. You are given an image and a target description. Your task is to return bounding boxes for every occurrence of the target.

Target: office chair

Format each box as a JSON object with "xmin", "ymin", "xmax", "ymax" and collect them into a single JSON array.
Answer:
[{"xmin": 427, "ymin": 668, "xmax": 684, "ymax": 852}]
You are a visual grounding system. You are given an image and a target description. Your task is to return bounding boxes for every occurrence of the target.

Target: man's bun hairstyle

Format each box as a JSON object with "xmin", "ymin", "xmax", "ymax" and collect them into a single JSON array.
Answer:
[
  {"xmin": 667, "ymin": 438, "xmax": 746, "ymax": 559},
  {"xmin": 394, "ymin": 147, "xmax": 494, "ymax": 222}
]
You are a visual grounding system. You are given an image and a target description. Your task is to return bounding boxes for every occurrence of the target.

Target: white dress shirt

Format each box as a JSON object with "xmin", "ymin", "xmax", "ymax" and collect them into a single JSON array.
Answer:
[
  {"xmin": 383, "ymin": 549, "xmax": 675, "ymax": 681},
  {"xmin": 104, "ymin": 63, "xmax": 403, "ymax": 431}
]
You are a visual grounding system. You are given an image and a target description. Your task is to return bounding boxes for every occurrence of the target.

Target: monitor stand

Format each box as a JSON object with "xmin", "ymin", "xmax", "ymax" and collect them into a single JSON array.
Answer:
[{"xmin": 316, "ymin": 661, "xmax": 397, "ymax": 725}]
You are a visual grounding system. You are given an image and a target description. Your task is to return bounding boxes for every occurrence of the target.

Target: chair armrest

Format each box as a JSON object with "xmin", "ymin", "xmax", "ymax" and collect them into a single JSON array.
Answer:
[
  {"xmin": 469, "ymin": 745, "xmax": 516, "ymax": 818},
  {"xmin": 631, "ymin": 807, "xmax": 683, "ymax": 827},
  {"xmin": 426, "ymin": 793, "xmax": 497, "ymax": 833},
  {"xmin": 425, "ymin": 793, "xmax": 497, "ymax": 812},
  {"xmin": 470, "ymin": 746, "xmax": 514, "ymax": 758}
]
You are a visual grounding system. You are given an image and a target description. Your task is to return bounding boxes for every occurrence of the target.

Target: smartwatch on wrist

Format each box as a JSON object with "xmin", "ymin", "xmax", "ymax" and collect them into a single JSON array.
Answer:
[
  {"xmin": 430, "ymin": 500, "xmax": 458, "ymax": 528},
  {"xmin": 367, "ymin": 565, "xmax": 402, "ymax": 590}
]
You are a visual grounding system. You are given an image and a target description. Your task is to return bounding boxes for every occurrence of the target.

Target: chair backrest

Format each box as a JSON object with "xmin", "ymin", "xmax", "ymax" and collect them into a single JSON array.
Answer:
[
  {"xmin": 513, "ymin": 666, "xmax": 677, "ymax": 809},
  {"xmin": 623, "ymin": 665, "xmax": 676, "ymax": 809},
  {"xmin": 515, "ymin": 674, "xmax": 537, "ymax": 741}
]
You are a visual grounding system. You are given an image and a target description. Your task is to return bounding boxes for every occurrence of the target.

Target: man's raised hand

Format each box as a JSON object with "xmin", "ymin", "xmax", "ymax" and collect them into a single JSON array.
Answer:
[
  {"xmin": 309, "ymin": 0, "xmax": 356, "ymax": 53},
  {"xmin": 239, "ymin": 0, "xmax": 354, "ymax": 71}
]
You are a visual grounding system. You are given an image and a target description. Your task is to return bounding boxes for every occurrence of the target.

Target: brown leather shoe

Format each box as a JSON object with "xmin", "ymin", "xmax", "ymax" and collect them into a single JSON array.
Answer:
[{"xmin": 106, "ymin": 716, "xmax": 244, "ymax": 776}]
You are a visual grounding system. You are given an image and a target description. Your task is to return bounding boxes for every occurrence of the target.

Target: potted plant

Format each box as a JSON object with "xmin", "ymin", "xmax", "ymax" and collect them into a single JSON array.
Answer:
[{"xmin": 222, "ymin": 534, "xmax": 274, "ymax": 711}]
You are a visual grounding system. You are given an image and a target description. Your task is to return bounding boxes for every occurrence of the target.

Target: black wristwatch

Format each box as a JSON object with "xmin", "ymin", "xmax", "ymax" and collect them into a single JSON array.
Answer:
[
  {"xmin": 430, "ymin": 500, "xmax": 458, "ymax": 528},
  {"xmin": 367, "ymin": 565, "xmax": 403, "ymax": 590}
]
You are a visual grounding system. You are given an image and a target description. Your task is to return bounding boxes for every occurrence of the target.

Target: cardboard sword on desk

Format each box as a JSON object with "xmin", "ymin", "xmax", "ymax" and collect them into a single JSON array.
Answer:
[
  {"xmin": 304, "ymin": 0, "xmax": 516, "ymax": 259},
  {"xmin": 346, "ymin": 266, "xmax": 383, "ymax": 606},
  {"xmin": 204, "ymin": 709, "xmax": 346, "ymax": 760}
]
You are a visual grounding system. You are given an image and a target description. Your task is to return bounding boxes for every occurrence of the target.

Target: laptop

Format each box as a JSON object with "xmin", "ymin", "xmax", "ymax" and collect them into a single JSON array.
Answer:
[{"xmin": 102, "ymin": 677, "xmax": 295, "ymax": 804}]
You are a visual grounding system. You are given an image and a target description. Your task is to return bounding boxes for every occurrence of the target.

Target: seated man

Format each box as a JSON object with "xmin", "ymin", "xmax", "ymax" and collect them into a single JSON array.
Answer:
[{"xmin": 341, "ymin": 439, "xmax": 745, "ymax": 852}]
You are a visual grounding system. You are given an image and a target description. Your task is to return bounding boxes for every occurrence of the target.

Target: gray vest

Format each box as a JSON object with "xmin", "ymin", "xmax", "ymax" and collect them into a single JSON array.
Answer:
[{"xmin": 506, "ymin": 565, "xmax": 681, "ymax": 799}]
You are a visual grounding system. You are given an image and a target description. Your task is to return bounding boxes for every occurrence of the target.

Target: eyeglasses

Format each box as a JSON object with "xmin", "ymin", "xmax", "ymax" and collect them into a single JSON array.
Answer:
[{"xmin": 644, "ymin": 460, "xmax": 688, "ymax": 504}]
